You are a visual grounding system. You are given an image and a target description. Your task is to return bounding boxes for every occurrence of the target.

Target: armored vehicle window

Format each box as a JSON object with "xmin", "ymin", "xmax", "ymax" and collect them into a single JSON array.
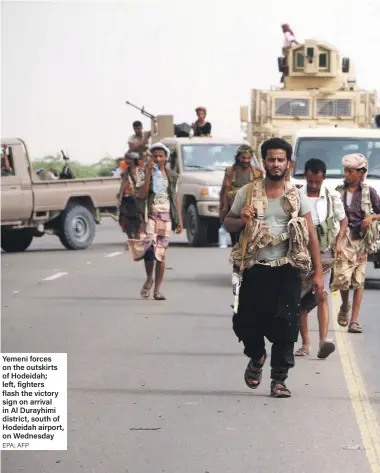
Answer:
[
  {"xmin": 316, "ymin": 99, "xmax": 352, "ymax": 117},
  {"xmin": 275, "ymin": 98, "xmax": 309, "ymax": 117},
  {"xmin": 319, "ymin": 53, "xmax": 327, "ymax": 68},
  {"xmin": 296, "ymin": 53, "xmax": 304, "ymax": 68}
]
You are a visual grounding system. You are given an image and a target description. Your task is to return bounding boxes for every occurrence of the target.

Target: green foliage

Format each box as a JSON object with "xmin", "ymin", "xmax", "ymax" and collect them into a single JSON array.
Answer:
[{"xmin": 31, "ymin": 154, "xmax": 116, "ymax": 178}]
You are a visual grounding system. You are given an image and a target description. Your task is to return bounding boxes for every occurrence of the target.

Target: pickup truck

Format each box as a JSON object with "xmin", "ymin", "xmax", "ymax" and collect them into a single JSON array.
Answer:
[
  {"xmin": 1, "ymin": 138, "xmax": 120, "ymax": 252},
  {"xmin": 290, "ymin": 126, "xmax": 380, "ymax": 269},
  {"xmin": 160, "ymin": 136, "xmax": 259, "ymax": 246}
]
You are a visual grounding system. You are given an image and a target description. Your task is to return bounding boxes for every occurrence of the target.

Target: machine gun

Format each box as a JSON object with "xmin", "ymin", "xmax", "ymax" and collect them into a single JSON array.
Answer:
[
  {"xmin": 59, "ymin": 150, "xmax": 75, "ymax": 179},
  {"xmin": 125, "ymin": 101, "xmax": 156, "ymax": 120}
]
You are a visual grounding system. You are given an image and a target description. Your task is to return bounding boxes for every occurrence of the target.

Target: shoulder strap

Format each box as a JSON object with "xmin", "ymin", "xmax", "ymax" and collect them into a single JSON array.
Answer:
[
  {"xmin": 238, "ymin": 183, "xmax": 255, "ymax": 271},
  {"xmin": 325, "ymin": 187, "xmax": 332, "ymax": 219},
  {"xmin": 361, "ymin": 183, "xmax": 372, "ymax": 216},
  {"xmin": 246, "ymin": 182, "xmax": 254, "ymax": 205}
]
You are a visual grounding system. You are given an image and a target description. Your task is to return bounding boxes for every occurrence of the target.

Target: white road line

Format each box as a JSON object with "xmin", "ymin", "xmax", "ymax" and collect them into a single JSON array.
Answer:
[
  {"xmin": 105, "ymin": 252, "xmax": 123, "ymax": 258},
  {"xmin": 43, "ymin": 272, "xmax": 68, "ymax": 281}
]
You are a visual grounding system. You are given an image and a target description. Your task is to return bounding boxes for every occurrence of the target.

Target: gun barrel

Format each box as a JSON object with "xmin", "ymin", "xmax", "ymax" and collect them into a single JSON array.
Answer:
[{"xmin": 125, "ymin": 101, "xmax": 156, "ymax": 119}]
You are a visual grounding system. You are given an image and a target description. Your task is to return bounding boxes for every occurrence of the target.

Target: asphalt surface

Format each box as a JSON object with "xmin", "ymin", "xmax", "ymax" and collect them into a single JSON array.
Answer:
[{"xmin": 1, "ymin": 220, "xmax": 380, "ymax": 473}]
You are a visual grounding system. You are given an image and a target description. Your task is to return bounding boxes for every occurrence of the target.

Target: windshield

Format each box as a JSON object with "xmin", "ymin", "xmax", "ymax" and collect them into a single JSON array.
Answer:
[
  {"xmin": 180, "ymin": 144, "xmax": 260, "ymax": 171},
  {"xmin": 293, "ymin": 137, "xmax": 380, "ymax": 178}
]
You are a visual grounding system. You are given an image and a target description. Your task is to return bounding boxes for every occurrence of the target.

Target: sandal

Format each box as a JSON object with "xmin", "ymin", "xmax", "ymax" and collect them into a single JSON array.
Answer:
[
  {"xmin": 154, "ymin": 293, "xmax": 166, "ymax": 301},
  {"xmin": 140, "ymin": 282, "xmax": 153, "ymax": 299},
  {"xmin": 348, "ymin": 321, "xmax": 363, "ymax": 333},
  {"xmin": 337, "ymin": 303, "xmax": 351, "ymax": 327},
  {"xmin": 295, "ymin": 346, "xmax": 310, "ymax": 357},
  {"xmin": 244, "ymin": 353, "xmax": 267, "ymax": 390},
  {"xmin": 317, "ymin": 340, "xmax": 335, "ymax": 359},
  {"xmin": 270, "ymin": 380, "xmax": 291, "ymax": 398}
]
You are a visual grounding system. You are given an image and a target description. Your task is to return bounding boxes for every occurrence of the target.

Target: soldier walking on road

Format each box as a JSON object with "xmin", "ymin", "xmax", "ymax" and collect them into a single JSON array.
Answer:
[
  {"xmin": 136, "ymin": 143, "xmax": 183, "ymax": 300},
  {"xmin": 331, "ymin": 153, "xmax": 380, "ymax": 333},
  {"xmin": 295, "ymin": 159, "xmax": 348, "ymax": 359},
  {"xmin": 224, "ymin": 138, "xmax": 324, "ymax": 398}
]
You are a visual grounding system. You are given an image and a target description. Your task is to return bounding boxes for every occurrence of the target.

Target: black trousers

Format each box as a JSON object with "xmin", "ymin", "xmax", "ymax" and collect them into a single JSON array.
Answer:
[
  {"xmin": 230, "ymin": 232, "xmax": 240, "ymax": 246},
  {"xmin": 233, "ymin": 263, "xmax": 301, "ymax": 381}
]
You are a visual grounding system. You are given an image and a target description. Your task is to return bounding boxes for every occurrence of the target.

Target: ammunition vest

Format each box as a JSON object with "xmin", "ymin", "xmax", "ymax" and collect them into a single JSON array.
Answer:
[
  {"xmin": 337, "ymin": 183, "xmax": 379, "ymax": 255},
  {"xmin": 314, "ymin": 188, "xmax": 337, "ymax": 253},
  {"xmin": 225, "ymin": 165, "xmax": 262, "ymax": 207},
  {"xmin": 137, "ymin": 168, "xmax": 180, "ymax": 231},
  {"xmin": 230, "ymin": 180, "xmax": 312, "ymax": 274}
]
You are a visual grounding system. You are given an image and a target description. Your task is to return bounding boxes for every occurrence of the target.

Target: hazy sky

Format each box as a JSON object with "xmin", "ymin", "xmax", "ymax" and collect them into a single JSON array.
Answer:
[{"xmin": 1, "ymin": 0, "xmax": 379, "ymax": 163}]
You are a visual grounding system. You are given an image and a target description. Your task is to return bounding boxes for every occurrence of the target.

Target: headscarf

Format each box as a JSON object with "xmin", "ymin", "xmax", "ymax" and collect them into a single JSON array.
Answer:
[
  {"xmin": 236, "ymin": 144, "xmax": 254, "ymax": 157},
  {"xmin": 150, "ymin": 142, "xmax": 170, "ymax": 158},
  {"xmin": 282, "ymin": 24, "xmax": 295, "ymax": 36},
  {"xmin": 342, "ymin": 153, "xmax": 368, "ymax": 180},
  {"xmin": 195, "ymin": 106, "xmax": 207, "ymax": 114}
]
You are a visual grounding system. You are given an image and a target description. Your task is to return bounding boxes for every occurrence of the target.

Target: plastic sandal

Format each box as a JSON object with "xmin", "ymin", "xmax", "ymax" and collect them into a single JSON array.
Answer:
[
  {"xmin": 270, "ymin": 380, "xmax": 291, "ymax": 398},
  {"xmin": 244, "ymin": 353, "xmax": 267, "ymax": 390},
  {"xmin": 295, "ymin": 346, "xmax": 310, "ymax": 357}
]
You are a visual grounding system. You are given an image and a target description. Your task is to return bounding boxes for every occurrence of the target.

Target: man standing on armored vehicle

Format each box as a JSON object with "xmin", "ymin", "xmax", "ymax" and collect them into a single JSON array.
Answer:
[
  {"xmin": 224, "ymin": 138, "xmax": 323, "ymax": 398},
  {"xmin": 191, "ymin": 107, "xmax": 212, "ymax": 137}
]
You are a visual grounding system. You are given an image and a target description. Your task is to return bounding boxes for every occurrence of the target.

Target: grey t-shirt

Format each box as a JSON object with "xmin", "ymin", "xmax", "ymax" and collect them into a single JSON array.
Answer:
[{"xmin": 231, "ymin": 184, "xmax": 312, "ymax": 261}]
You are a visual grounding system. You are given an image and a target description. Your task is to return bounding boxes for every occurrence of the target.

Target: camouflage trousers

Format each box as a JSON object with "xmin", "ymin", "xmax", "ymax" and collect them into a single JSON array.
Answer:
[{"xmin": 330, "ymin": 250, "xmax": 367, "ymax": 291}]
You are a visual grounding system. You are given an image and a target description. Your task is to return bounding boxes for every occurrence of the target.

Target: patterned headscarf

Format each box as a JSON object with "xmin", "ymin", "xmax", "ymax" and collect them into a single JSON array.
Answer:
[
  {"xmin": 342, "ymin": 153, "xmax": 368, "ymax": 180},
  {"xmin": 236, "ymin": 144, "xmax": 254, "ymax": 157}
]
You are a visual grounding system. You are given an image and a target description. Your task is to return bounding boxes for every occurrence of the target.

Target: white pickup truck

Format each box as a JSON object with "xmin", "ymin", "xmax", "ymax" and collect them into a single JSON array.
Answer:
[{"xmin": 290, "ymin": 127, "xmax": 380, "ymax": 269}]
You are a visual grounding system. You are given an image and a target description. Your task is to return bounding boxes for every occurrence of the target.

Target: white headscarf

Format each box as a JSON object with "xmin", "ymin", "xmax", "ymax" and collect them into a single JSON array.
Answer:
[{"xmin": 150, "ymin": 142, "xmax": 171, "ymax": 158}]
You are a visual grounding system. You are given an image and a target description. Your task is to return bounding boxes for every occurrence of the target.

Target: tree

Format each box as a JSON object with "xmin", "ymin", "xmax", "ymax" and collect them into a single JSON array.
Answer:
[{"xmin": 31, "ymin": 154, "xmax": 115, "ymax": 178}]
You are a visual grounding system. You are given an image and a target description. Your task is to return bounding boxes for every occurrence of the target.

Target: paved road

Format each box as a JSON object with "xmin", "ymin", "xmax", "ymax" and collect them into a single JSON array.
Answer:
[{"xmin": 2, "ymin": 220, "xmax": 380, "ymax": 473}]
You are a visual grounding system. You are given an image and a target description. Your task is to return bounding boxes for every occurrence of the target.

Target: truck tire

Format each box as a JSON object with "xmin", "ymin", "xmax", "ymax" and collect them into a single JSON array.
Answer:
[
  {"xmin": 1, "ymin": 229, "xmax": 34, "ymax": 253},
  {"xmin": 58, "ymin": 205, "xmax": 96, "ymax": 250},
  {"xmin": 186, "ymin": 204, "xmax": 208, "ymax": 247}
]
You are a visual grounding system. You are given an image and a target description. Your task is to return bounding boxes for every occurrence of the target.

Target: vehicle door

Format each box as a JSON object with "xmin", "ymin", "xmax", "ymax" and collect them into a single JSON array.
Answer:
[{"xmin": 1, "ymin": 144, "xmax": 33, "ymax": 223}]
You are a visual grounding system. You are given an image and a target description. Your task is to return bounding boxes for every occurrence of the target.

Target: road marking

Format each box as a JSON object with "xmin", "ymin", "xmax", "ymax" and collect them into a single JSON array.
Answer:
[
  {"xmin": 86, "ymin": 262, "xmax": 92, "ymax": 265},
  {"xmin": 13, "ymin": 290, "xmax": 20, "ymax": 294},
  {"xmin": 332, "ymin": 292, "xmax": 380, "ymax": 472},
  {"xmin": 105, "ymin": 251, "xmax": 123, "ymax": 258},
  {"xmin": 43, "ymin": 272, "xmax": 68, "ymax": 281}
]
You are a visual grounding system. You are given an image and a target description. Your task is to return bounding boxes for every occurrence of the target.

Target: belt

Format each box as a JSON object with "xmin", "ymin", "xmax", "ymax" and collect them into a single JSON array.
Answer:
[{"xmin": 256, "ymin": 257, "xmax": 289, "ymax": 267}]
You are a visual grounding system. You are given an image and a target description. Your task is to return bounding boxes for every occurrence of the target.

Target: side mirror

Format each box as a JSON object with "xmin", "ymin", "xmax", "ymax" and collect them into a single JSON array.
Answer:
[{"xmin": 342, "ymin": 57, "xmax": 350, "ymax": 73}]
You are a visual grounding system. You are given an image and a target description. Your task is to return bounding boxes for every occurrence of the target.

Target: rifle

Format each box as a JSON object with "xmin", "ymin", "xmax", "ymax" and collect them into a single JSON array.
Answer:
[{"xmin": 125, "ymin": 101, "xmax": 156, "ymax": 120}]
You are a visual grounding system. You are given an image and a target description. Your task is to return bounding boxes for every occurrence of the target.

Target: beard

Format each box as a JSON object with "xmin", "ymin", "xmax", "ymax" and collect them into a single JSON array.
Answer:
[{"xmin": 265, "ymin": 167, "xmax": 288, "ymax": 181}]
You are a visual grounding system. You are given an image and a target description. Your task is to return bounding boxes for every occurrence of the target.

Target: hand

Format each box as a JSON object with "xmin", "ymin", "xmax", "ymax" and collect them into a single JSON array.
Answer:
[
  {"xmin": 335, "ymin": 243, "xmax": 343, "ymax": 259},
  {"xmin": 220, "ymin": 208, "xmax": 228, "ymax": 223},
  {"xmin": 241, "ymin": 205, "xmax": 256, "ymax": 225},
  {"xmin": 362, "ymin": 215, "xmax": 374, "ymax": 229},
  {"xmin": 147, "ymin": 158, "xmax": 155, "ymax": 172},
  {"xmin": 312, "ymin": 273, "xmax": 324, "ymax": 299},
  {"xmin": 176, "ymin": 222, "xmax": 183, "ymax": 234}
]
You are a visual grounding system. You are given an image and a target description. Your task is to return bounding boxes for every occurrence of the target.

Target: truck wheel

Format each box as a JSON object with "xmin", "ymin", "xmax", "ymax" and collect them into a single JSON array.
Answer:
[
  {"xmin": 1, "ymin": 229, "xmax": 33, "ymax": 253},
  {"xmin": 186, "ymin": 204, "xmax": 208, "ymax": 247},
  {"xmin": 58, "ymin": 205, "xmax": 96, "ymax": 250}
]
